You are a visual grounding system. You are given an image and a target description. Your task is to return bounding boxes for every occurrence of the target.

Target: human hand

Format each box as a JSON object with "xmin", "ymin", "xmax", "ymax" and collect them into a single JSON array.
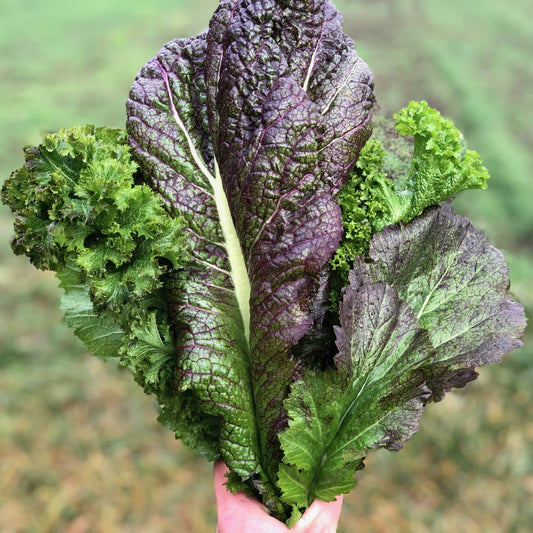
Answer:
[{"xmin": 214, "ymin": 461, "xmax": 343, "ymax": 533}]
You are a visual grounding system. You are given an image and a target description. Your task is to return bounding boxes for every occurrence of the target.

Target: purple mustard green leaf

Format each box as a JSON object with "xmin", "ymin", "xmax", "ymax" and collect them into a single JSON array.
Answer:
[
  {"xmin": 278, "ymin": 265, "xmax": 432, "ymax": 512},
  {"xmin": 205, "ymin": 2, "xmax": 373, "ymax": 482},
  {"xmin": 369, "ymin": 203, "xmax": 527, "ymax": 401},
  {"xmin": 127, "ymin": 34, "xmax": 264, "ymax": 486},
  {"xmin": 207, "ymin": 0, "xmax": 374, "ymax": 197},
  {"xmin": 127, "ymin": 0, "xmax": 374, "ymax": 503}
]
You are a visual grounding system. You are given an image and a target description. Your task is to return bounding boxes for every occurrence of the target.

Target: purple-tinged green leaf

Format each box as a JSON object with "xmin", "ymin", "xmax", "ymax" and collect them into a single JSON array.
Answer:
[
  {"xmin": 369, "ymin": 204, "xmax": 526, "ymax": 400},
  {"xmin": 278, "ymin": 204, "xmax": 525, "ymax": 513},
  {"xmin": 278, "ymin": 268, "xmax": 431, "ymax": 512}
]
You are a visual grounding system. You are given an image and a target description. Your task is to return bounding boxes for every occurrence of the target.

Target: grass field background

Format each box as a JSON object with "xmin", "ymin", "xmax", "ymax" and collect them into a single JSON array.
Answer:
[{"xmin": 1, "ymin": 1, "xmax": 531, "ymax": 531}]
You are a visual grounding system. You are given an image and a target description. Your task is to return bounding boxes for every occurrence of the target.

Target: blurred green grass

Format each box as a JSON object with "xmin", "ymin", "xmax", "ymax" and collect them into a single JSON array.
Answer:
[{"xmin": 0, "ymin": 0, "xmax": 531, "ymax": 531}]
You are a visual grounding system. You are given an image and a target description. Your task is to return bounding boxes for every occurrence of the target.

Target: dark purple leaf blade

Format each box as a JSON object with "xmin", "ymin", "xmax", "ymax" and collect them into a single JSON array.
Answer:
[
  {"xmin": 205, "ymin": 1, "xmax": 373, "ymax": 480},
  {"xmin": 127, "ymin": 0, "xmax": 374, "ymax": 507}
]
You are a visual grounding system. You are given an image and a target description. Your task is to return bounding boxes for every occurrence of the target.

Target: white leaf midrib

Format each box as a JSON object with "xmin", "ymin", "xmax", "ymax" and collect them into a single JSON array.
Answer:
[{"xmin": 161, "ymin": 64, "xmax": 251, "ymax": 342}]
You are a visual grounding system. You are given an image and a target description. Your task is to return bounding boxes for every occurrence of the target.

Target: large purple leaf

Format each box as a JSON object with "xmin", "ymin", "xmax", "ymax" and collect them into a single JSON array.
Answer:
[
  {"xmin": 205, "ymin": 0, "xmax": 374, "ymax": 476},
  {"xmin": 127, "ymin": 35, "xmax": 263, "ymax": 484},
  {"xmin": 126, "ymin": 0, "xmax": 374, "ymax": 495}
]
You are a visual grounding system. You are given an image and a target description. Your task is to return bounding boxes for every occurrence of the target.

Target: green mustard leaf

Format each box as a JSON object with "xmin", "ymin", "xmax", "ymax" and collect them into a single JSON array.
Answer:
[
  {"xmin": 1, "ymin": 125, "xmax": 190, "ymax": 312},
  {"xmin": 2, "ymin": 124, "xmax": 224, "ymax": 460},
  {"xmin": 394, "ymin": 101, "xmax": 489, "ymax": 219},
  {"xmin": 278, "ymin": 270, "xmax": 432, "ymax": 512},
  {"xmin": 120, "ymin": 311, "xmax": 174, "ymax": 388},
  {"xmin": 57, "ymin": 261, "xmax": 124, "ymax": 359}
]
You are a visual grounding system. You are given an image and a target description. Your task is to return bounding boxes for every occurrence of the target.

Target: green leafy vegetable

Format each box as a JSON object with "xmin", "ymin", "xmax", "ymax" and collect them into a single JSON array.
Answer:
[
  {"xmin": 0, "ymin": 0, "xmax": 525, "ymax": 525},
  {"xmin": 57, "ymin": 260, "xmax": 124, "ymax": 359},
  {"xmin": 331, "ymin": 101, "xmax": 490, "ymax": 281},
  {"xmin": 1, "ymin": 125, "xmax": 207, "ymax": 458},
  {"xmin": 2, "ymin": 125, "xmax": 189, "ymax": 308},
  {"xmin": 278, "ymin": 205, "xmax": 525, "ymax": 518}
]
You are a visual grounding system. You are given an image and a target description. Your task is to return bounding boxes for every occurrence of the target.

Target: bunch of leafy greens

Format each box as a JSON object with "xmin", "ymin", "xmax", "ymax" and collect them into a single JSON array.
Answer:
[{"xmin": 1, "ymin": 0, "xmax": 525, "ymax": 524}]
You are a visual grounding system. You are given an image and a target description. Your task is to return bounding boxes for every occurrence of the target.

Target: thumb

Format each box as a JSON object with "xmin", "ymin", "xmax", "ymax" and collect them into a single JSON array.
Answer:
[{"xmin": 292, "ymin": 496, "xmax": 343, "ymax": 533}]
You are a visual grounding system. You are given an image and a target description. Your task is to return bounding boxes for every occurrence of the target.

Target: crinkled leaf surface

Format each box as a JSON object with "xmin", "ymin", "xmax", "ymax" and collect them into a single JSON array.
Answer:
[
  {"xmin": 331, "ymin": 101, "xmax": 490, "ymax": 291},
  {"xmin": 1, "ymin": 122, "xmax": 223, "ymax": 465},
  {"xmin": 279, "ymin": 204, "xmax": 525, "ymax": 514},
  {"xmin": 0, "ymin": 0, "xmax": 526, "ymax": 524},
  {"xmin": 394, "ymin": 101, "xmax": 489, "ymax": 220},
  {"xmin": 278, "ymin": 272, "xmax": 431, "ymax": 511},
  {"xmin": 369, "ymin": 204, "xmax": 526, "ymax": 400},
  {"xmin": 126, "ymin": 0, "xmax": 373, "ymax": 504},
  {"xmin": 0, "ymin": 125, "xmax": 189, "ymax": 311}
]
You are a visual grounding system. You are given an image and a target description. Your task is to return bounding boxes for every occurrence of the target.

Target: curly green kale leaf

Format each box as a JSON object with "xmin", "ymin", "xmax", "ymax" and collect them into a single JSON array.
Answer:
[
  {"xmin": 1, "ymin": 125, "xmax": 189, "ymax": 311},
  {"xmin": 331, "ymin": 101, "xmax": 490, "ymax": 282},
  {"xmin": 1, "ymin": 125, "xmax": 216, "ymax": 454}
]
